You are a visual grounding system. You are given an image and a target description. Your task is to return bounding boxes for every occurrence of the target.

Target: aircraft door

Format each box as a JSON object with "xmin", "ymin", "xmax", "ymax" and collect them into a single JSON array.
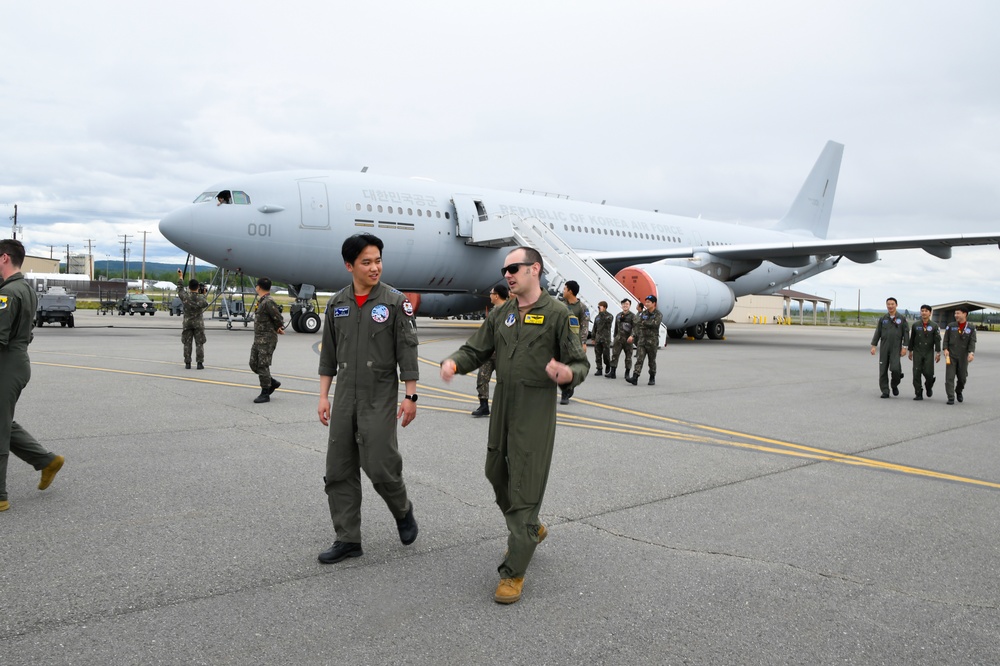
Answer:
[
  {"xmin": 299, "ymin": 180, "xmax": 330, "ymax": 229},
  {"xmin": 452, "ymin": 195, "xmax": 488, "ymax": 238}
]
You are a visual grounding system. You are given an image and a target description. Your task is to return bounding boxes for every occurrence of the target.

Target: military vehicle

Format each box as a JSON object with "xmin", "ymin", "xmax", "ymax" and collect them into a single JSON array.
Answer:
[
  {"xmin": 36, "ymin": 286, "xmax": 77, "ymax": 327},
  {"xmin": 117, "ymin": 293, "xmax": 158, "ymax": 316}
]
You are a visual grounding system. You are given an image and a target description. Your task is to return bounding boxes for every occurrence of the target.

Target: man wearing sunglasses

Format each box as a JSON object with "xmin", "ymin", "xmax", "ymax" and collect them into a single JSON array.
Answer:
[{"xmin": 440, "ymin": 246, "xmax": 590, "ymax": 604}]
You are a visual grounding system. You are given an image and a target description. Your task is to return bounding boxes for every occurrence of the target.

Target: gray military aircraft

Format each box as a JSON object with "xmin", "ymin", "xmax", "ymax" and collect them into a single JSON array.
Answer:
[{"xmin": 158, "ymin": 141, "xmax": 1000, "ymax": 336}]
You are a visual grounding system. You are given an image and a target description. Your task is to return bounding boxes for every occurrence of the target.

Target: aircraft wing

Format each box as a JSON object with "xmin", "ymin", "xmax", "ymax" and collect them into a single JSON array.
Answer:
[{"xmin": 583, "ymin": 232, "xmax": 1000, "ymax": 269}]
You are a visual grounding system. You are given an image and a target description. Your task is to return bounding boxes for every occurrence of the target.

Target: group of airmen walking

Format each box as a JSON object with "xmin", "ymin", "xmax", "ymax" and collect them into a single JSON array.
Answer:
[
  {"xmin": 870, "ymin": 297, "xmax": 977, "ymax": 404},
  {"xmin": 3, "ymin": 231, "xmax": 987, "ymax": 609}
]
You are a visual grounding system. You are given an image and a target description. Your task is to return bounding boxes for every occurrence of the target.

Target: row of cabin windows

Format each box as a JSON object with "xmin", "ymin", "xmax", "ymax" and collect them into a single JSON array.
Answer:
[
  {"xmin": 560, "ymin": 223, "xmax": 680, "ymax": 243},
  {"xmin": 355, "ymin": 203, "xmax": 451, "ymax": 220}
]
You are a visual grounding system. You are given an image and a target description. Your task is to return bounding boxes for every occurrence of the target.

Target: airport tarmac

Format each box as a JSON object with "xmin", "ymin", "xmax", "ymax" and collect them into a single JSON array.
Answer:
[{"xmin": 2, "ymin": 312, "xmax": 999, "ymax": 665}]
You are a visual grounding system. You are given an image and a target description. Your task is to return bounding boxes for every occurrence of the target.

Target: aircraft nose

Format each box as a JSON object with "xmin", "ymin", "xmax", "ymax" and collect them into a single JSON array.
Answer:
[{"xmin": 159, "ymin": 207, "xmax": 193, "ymax": 249}]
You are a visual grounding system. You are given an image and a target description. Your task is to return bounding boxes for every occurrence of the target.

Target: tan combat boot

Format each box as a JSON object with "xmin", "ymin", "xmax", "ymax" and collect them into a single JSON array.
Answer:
[
  {"xmin": 494, "ymin": 577, "xmax": 525, "ymax": 604},
  {"xmin": 39, "ymin": 455, "xmax": 64, "ymax": 490}
]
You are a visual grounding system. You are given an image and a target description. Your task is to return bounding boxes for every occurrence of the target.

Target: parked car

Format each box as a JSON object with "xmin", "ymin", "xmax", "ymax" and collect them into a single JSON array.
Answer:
[
  {"xmin": 117, "ymin": 293, "xmax": 157, "ymax": 316},
  {"xmin": 36, "ymin": 287, "xmax": 77, "ymax": 327}
]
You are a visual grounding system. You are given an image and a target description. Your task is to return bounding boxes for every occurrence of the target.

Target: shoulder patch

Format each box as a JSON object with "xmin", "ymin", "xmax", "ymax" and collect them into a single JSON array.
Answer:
[
  {"xmin": 402, "ymin": 299, "xmax": 414, "ymax": 317},
  {"xmin": 0, "ymin": 295, "xmax": 7, "ymax": 310}
]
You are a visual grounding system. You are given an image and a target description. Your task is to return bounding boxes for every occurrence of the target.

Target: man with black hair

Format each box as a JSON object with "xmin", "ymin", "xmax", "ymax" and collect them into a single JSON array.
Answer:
[
  {"xmin": 870, "ymin": 297, "xmax": 909, "ymax": 398},
  {"xmin": 472, "ymin": 284, "xmax": 509, "ymax": 417},
  {"xmin": 176, "ymin": 269, "xmax": 209, "ymax": 369},
  {"xmin": 907, "ymin": 304, "xmax": 941, "ymax": 401},
  {"xmin": 942, "ymin": 305, "xmax": 977, "ymax": 405},
  {"xmin": 591, "ymin": 301, "xmax": 613, "ymax": 377},
  {"xmin": 608, "ymin": 298, "xmax": 636, "ymax": 379},
  {"xmin": 1, "ymin": 239, "xmax": 64, "ymax": 512},
  {"xmin": 317, "ymin": 233, "xmax": 420, "ymax": 564},
  {"xmin": 249, "ymin": 276, "xmax": 284, "ymax": 403},
  {"xmin": 560, "ymin": 280, "xmax": 588, "ymax": 404},
  {"xmin": 627, "ymin": 295, "xmax": 663, "ymax": 386}
]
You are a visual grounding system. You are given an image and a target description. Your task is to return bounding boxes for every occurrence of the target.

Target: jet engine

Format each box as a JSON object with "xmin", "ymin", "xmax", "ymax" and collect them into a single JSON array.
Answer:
[
  {"xmin": 615, "ymin": 264, "xmax": 736, "ymax": 339},
  {"xmin": 403, "ymin": 292, "xmax": 490, "ymax": 318}
]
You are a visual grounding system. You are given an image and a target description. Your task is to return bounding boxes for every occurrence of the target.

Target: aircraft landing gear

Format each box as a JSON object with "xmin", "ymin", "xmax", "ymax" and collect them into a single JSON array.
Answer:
[
  {"xmin": 707, "ymin": 319, "xmax": 725, "ymax": 340},
  {"xmin": 289, "ymin": 284, "xmax": 322, "ymax": 334}
]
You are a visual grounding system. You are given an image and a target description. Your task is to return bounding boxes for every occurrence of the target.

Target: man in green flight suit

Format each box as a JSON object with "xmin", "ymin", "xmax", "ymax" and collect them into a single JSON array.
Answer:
[
  {"xmin": 942, "ymin": 305, "xmax": 977, "ymax": 405},
  {"xmin": 441, "ymin": 246, "xmax": 590, "ymax": 604},
  {"xmin": 560, "ymin": 280, "xmax": 588, "ymax": 405},
  {"xmin": 626, "ymin": 295, "xmax": 663, "ymax": 386},
  {"xmin": 907, "ymin": 304, "xmax": 941, "ymax": 401},
  {"xmin": 176, "ymin": 269, "xmax": 209, "ymax": 369},
  {"xmin": 869, "ymin": 297, "xmax": 909, "ymax": 398},
  {"xmin": 1, "ymin": 239, "xmax": 64, "ymax": 513},
  {"xmin": 316, "ymin": 234, "xmax": 420, "ymax": 564}
]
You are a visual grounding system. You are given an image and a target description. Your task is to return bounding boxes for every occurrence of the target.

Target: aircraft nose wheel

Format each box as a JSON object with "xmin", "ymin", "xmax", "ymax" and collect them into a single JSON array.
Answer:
[{"xmin": 300, "ymin": 311, "xmax": 321, "ymax": 334}]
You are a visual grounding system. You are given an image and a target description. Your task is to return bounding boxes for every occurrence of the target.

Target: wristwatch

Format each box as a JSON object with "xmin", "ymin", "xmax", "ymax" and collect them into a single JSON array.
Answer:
[{"xmin": 404, "ymin": 394, "xmax": 418, "ymax": 402}]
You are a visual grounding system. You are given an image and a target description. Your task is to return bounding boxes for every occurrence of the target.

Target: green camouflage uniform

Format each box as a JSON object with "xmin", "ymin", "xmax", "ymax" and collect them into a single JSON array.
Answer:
[
  {"xmin": 446, "ymin": 290, "xmax": 590, "ymax": 579},
  {"xmin": 591, "ymin": 310, "xmax": 613, "ymax": 373},
  {"xmin": 611, "ymin": 310, "xmax": 637, "ymax": 375},
  {"xmin": 564, "ymin": 298, "xmax": 588, "ymax": 347},
  {"xmin": 908, "ymin": 320, "xmax": 941, "ymax": 397},
  {"xmin": 319, "ymin": 281, "xmax": 419, "ymax": 542},
  {"xmin": 249, "ymin": 294, "xmax": 284, "ymax": 389},
  {"xmin": 1, "ymin": 272, "xmax": 59, "ymax": 503},
  {"xmin": 177, "ymin": 281, "xmax": 209, "ymax": 365},
  {"xmin": 870, "ymin": 313, "xmax": 909, "ymax": 396},
  {"xmin": 942, "ymin": 320, "xmax": 977, "ymax": 401},
  {"xmin": 632, "ymin": 307, "xmax": 663, "ymax": 379}
]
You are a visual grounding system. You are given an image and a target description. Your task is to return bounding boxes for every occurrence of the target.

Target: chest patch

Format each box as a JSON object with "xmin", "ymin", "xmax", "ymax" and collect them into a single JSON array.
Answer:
[
  {"xmin": 526, "ymin": 314, "xmax": 545, "ymax": 325},
  {"xmin": 371, "ymin": 304, "xmax": 389, "ymax": 323},
  {"xmin": 505, "ymin": 312, "xmax": 516, "ymax": 327},
  {"xmin": 333, "ymin": 307, "xmax": 350, "ymax": 318}
]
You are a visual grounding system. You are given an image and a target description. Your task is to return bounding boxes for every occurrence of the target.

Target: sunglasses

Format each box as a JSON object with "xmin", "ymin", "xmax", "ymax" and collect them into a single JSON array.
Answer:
[{"xmin": 500, "ymin": 262, "xmax": 534, "ymax": 276}]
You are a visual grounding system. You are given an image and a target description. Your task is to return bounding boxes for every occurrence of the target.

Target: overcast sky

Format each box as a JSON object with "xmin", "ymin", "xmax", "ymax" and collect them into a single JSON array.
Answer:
[{"xmin": 2, "ymin": 1, "xmax": 998, "ymax": 310}]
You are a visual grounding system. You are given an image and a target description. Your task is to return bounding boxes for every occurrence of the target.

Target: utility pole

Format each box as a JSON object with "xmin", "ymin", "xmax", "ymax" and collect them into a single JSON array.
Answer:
[
  {"xmin": 84, "ymin": 238, "xmax": 96, "ymax": 279},
  {"xmin": 138, "ymin": 230, "xmax": 150, "ymax": 292},
  {"xmin": 9, "ymin": 204, "xmax": 21, "ymax": 240},
  {"xmin": 119, "ymin": 234, "xmax": 132, "ymax": 283},
  {"xmin": 65, "ymin": 244, "xmax": 72, "ymax": 274}
]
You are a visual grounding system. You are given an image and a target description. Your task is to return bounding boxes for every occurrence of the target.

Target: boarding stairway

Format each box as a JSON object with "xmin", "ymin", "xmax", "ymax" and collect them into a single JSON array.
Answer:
[{"xmin": 473, "ymin": 212, "xmax": 668, "ymax": 345}]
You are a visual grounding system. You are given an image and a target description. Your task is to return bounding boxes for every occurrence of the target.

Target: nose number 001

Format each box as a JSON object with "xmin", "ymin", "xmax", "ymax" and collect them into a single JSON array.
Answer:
[{"xmin": 248, "ymin": 223, "xmax": 271, "ymax": 237}]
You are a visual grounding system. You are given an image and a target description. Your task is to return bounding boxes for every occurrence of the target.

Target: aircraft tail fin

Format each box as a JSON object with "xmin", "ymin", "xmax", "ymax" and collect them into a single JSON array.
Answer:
[{"xmin": 775, "ymin": 140, "xmax": 844, "ymax": 239}]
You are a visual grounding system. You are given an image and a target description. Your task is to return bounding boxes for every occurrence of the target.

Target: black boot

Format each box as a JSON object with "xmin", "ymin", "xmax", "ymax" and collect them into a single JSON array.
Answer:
[
  {"xmin": 648, "ymin": 373, "xmax": 655, "ymax": 386},
  {"xmin": 626, "ymin": 374, "xmax": 638, "ymax": 385},
  {"xmin": 253, "ymin": 389, "xmax": 270, "ymax": 403},
  {"xmin": 594, "ymin": 368, "xmax": 603, "ymax": 376},
  {"xmin": 197, "ymin": 362, "xmax": 204, "ymax": 370},
  {"xmin": 606, "ymin": 368, "xmax": 616, "ymax": 379},
  {"xmin": 471, "ymin": 398, "xmax": 490, "ymax": 417},
  {"xmin": 913, "ymin": 391, "xmax": 923, "ymax": 401},
  {"xmin": 926, "ymin": 378, "xmax": 934, "ymax": 397},
  {"xmin": 267, "ymin": 379, "xmax": 281, "ymax": 395},
  {"xmin": 185, "ymin": 362, "xmax": 191, "ymax": 369}
]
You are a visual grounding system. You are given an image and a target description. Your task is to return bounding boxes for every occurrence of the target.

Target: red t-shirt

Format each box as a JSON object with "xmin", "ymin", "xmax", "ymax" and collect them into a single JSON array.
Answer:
[{"xmin": 355, "ymin": 293, "xmax": 369, "ymax": 308}]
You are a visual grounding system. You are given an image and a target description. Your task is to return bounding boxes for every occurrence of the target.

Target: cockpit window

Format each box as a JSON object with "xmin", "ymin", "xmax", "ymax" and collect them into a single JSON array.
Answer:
[
  {"xmin": 193, "ymin": 191, "xmax": 219, "ymax": 203},
  {"xmin": 191, "ymin": 190, "xmax": 251, "ymax": 204}
]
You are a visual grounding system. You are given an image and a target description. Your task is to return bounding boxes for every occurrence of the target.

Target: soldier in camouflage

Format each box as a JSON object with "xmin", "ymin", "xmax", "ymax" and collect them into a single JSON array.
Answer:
[
  {"xmin": 591, "ymin": 300, "xmax": 613, "ymax": 376},
  {"xmin": 472, "ymin": 284, "xmax": 508, "ymax": 417},
  {"xmin": 608, "ymin": 298, "xmax": 636, "ymax": 379},
  {"xmin": 176, "ymin": 269, "xmax": 209, "ymax": 369},
  {"xmin": 249, "ymin": 277, "xmax": 285, "ymax": 403},
  {"xmin": 627, "ymin": 295, "xmax": 663, "ymax": 386}
]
